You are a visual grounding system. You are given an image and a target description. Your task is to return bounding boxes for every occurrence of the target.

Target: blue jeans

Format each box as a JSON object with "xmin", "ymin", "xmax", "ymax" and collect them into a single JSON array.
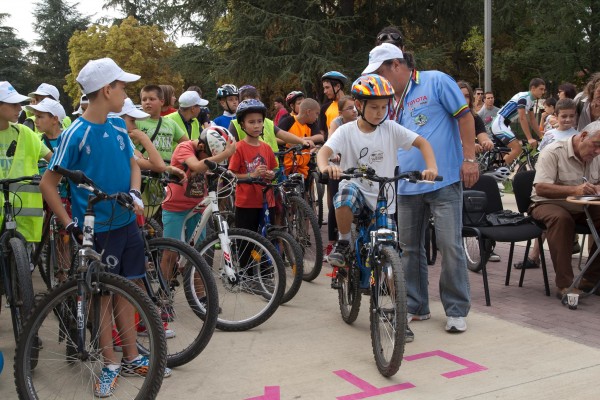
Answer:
[{"xmin": 397, "ymin": 182, "xmax": 470, "ymax": 317}]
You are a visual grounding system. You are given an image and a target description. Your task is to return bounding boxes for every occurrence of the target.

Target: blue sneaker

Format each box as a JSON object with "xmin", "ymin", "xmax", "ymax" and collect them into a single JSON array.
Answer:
[
  {"xmin": 121, "ymin": 355, "xmax": 172, "ymax": 378},
  {"xmin": 94, "ymin": 366, "xmax": 120, "ymax": 398}
]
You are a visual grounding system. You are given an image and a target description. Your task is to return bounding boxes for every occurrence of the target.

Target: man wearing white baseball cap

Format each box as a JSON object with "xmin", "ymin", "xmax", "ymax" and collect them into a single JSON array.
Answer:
[
  {"xmin": 364, "ymin": 43, "xmax": 478, "ymax": 335},
  {"xmin": 165, "ymin": 90, "xmax": 209, "ymax": 140},
  {"xmin": 0, "ymin": 81, "xmax": 51, "ymax": 242},
  {"xmin": 40, "ymin": 58, "xmax": 172, "ymax": 396}
]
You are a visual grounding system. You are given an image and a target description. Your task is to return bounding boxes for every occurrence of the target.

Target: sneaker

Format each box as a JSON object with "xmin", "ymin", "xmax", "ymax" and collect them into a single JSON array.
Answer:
[
  {"xmin": 407, "ymin": 313, "xmax": 431, "ymax": 323},
  {"xmin": 137, "ymin": 323, "xmax": 176, "ymax": 339},
  {"xmin": 121, "ymin": 355, "xmax": 172, "ymax": 378},
  {"xmin": 514, "ymin": 258, "xmax": 539, "ymax": 269},
  {"xmin": 445, "ymin": 316, "xmax": 467, "ymax": 333},
  {"xmin": 323, "ymin": 243, "xmax": 333, "ymax": 263},
  {"xmin": 572, "ymin": 240, "xmax": 581, "ymax": 254},
  {"xmin": 488, "ymin": 252, "xmax": 501, "ymax": 262},
  {"xmin": 328, "ymin": 240, "xmax": 350, "ymax": 267},
  {"xmin": 405, "ymin": 325, "xmax": 415, "ymax": 343},
  {"xmin": 94, "ymin": 365, "xmax": 120, "ymax": 398}
]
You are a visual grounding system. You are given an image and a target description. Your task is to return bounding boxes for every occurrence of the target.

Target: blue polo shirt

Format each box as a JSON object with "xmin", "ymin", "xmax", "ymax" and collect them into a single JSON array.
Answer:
[
  {"xmin": 48, "ymin": 117, "xmax": 135, "ymax": 232},
  {"xmin": 213, "ymin": 113, "xmax": 236, "ymax": 129},
  {"xmin": 394, "ymin": 70, "xmax": 469, "ymax": 195}
]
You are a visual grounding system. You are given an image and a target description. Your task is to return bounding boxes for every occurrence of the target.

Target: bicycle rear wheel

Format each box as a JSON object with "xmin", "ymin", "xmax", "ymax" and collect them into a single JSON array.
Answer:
[
  {"xmin": 267, "ymin": 230, "xmax": 304, "ymax": 304},
  {"xmin": 370, "ymin": 246, "xmax": 406, "ymax": 377},
  {"xmin": 287, "ymin": 195, "xmax": 323, "ymax": 281},
  {"xmin": 14, "ymin": 272, "xmax": 167, "ymax": 400},
  {"xmin": 196, "ymin": 228, "xmax": 285, "ymax": 331},
  {"xmin": 7, "ymin": 237, "xmax": 35, "ymax": 343},
  {"xmin": 142, "ymin": 238, "xmax": 219, "ymax": 368}
]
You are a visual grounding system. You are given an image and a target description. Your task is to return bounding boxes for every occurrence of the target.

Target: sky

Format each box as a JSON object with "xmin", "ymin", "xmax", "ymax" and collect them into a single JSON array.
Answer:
[{"xmin": 0, "ymin": 0, "xmax": 193, "ymax": 46}]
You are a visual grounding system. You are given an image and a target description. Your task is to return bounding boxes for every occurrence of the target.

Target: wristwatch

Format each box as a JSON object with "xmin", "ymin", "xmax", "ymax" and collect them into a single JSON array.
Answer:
[{"xmin": 463, "ymin": 158, "xmax": 477, "ymax": 163}]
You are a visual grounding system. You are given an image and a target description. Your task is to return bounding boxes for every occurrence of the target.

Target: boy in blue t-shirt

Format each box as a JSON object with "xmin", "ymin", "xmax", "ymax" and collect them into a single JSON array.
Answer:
[
  {"xmin": 40, "ymin": 58, "xmax": 171, "ymax": 397},
  {"xmin": 213, "ymin": 84, "xmax": 239, "ymax": 128}
]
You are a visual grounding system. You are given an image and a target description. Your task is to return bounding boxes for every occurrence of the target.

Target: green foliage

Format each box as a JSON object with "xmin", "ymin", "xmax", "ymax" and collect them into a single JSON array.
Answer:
[
  {"xmin": 0, "ymin": 13, "xmax": 29, "ymax": 91},
  {"xmin": 28, "ymin": 0, "xmax": 89, "ymax": 112},
  {"xmin": 65, "ymin": 16, "xmax": 184, "ymax": 107},
  {"xmin": 462, "ymin": 26, "xmax": 485, "ymax": 88}
]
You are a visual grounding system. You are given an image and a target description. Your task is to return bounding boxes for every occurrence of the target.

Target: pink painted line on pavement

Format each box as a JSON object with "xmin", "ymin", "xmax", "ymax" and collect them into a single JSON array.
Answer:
[
  {"xmin": 405, "ymin": 350, "xmax": 488, "ymax": 378},
  {"xmin": 334, "ymin": 370, "xmax": 415, "ymax": 400},
  {"xmin": 244, "ymin": 386, "xmax": 280, "ymax": 400}
]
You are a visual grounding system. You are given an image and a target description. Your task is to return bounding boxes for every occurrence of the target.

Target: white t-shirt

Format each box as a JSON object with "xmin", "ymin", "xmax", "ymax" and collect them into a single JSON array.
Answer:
[
  {"xmin": 324, "ymin": 119, "xmax": 418, "ymax": 213},
  {"xmin": 538, "ymin": 127, "xmax": 578, "ymax": 152}
]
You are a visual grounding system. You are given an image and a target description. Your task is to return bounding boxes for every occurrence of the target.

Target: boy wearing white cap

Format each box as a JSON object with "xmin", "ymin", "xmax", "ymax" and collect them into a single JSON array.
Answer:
[
  {"xmin": 23, "ymin": 82, "xmax": 72, "ymax": 130},
  {"xmin": 0, "ymin": 81, "xmax": 52, "ymax": 242},
  {"xmin": 39, "ymin": 58, "xmax": 171, "ymax": 397},
  {"xmin": 164, "ymin": 90, "xmax": 209, "ymax": 140}
]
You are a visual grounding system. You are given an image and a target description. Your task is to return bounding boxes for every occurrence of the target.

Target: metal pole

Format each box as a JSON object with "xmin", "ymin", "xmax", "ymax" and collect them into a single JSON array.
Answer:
[{"xmin": 484, "ymin": 0, "xmax": 492, "ymax": 92}]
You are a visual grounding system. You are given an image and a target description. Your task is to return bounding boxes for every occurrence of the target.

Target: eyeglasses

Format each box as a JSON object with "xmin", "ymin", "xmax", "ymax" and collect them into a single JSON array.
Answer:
[
  {"xmin": 377, "ymin": 32, "xmax": 403, "ymax": 44},
  {"xmin": 476, "ymin": 92, "xmax": 483, "ymax": 96}
]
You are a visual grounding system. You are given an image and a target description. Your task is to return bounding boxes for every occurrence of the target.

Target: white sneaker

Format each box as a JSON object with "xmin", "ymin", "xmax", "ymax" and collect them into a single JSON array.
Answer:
[
  {"xmin": 445, "ymin": 316, "xmax": 467, "ymax": 333},
  {"xmin": 489, "ymin": 252, "xmax": 501, "ymax": 262}
]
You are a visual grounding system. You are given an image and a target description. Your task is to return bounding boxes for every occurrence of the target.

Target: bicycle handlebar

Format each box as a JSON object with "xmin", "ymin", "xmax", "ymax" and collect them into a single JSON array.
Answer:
[
  {"xmin": 0, "ymin": 175, "xmax": 42, "ymax": 187},
  {"xmin": 274, "ymin": 143, "xmax": 309, "ymax": 158},
  {"xmin": 319, "ymin": 168, "xmax": 443, "ymax": 185},
  {"xmin": 140, "ymin": 170, "xmax": 183, "ymax": 186}
]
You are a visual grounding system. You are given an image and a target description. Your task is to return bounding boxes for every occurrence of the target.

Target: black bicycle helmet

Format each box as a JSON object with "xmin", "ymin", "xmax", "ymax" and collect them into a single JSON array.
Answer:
[
  {"xmin": 235, "ymin": 99, "xmax": 267, "ymax": 122},
  {"xmin": 285, "ymin": 91, "xmax": 305, "ymax": 107},
  {"xmin": 216, "ymin": 84, "xmax": 239, "ymax": 99}
]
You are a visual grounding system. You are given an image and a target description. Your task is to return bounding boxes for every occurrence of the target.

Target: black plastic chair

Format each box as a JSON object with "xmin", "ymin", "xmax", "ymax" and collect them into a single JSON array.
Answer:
[
  {"xmin": 512, "ymin": 170, "xmax": 591, "ymax": 287},
  {"xmin": 462, "ymin": 175, "xmax": 549, "ymax": 306}
]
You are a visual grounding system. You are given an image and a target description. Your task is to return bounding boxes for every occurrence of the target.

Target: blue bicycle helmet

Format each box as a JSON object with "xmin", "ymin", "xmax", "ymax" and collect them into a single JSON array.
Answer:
[
  {"xmin": 321, "ymin": 71, "xmax": 348, "ymax": 88},
  {"xmin": 236, "ymin": 99, "xmax": 267, "ymax": 121}
]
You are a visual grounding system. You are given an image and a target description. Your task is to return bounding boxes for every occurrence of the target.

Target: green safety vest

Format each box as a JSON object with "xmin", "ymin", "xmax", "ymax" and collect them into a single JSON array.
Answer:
[
  {"xmin": 233, "ymin": 117, "xmax": 279, "ymax": 152},
  {"xmin": 165, "ymin": 111, "xmax": 200, "ymax": 140},
  {"xmin": 0, "ymin": 124, "xmax": 44, "ymax": 242}
]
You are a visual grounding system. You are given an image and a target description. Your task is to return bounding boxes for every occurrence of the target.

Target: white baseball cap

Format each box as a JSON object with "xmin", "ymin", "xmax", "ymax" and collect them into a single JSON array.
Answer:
[
  {"xmin": 26, "ymin": 98, "xmax": 67, "ymax": 121},
  {"xmin": 76, "ymin": 58, "xmax": 140, "ymax": 94},
  {"xmin": 28, "ymin": 83, "xmax": 60, "ymax": 101},
  {"xmin": 362, "ymin": 43, "xmax": 404, "ymax": 74},
  {"xmin": 179, "ymin": 91, "xmax": 209, "ymax": 108},
  {"xmin": 109, "ymin": 98, "xmax": 149, "ymax": 119},
  {"xmin": 0, "ymin": 81, "xmax": 30, "ymax": 103}
]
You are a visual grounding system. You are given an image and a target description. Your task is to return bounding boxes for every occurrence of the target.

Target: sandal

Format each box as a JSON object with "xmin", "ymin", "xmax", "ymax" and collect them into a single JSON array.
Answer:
[{"xmin": 514, "ymin": 258, "xmax": 540, "ymax": 269}]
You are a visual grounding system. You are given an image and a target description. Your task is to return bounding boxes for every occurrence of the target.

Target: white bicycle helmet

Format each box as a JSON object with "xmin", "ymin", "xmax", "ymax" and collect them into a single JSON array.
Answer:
[
  {"xmin": 486, "ymin": 166, "xmax": 511, "ymax": 182},
  {"xmin": 199, "ymin": 126, "xmax": 234, "ymax": 165}
]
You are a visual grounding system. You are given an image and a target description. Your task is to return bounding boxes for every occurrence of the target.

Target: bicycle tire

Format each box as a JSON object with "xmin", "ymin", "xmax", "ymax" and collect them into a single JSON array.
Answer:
[
  {"xmin": 267, "ymin": 230, "xmax": 304, "ymax": 304},
  {"xmin": 464, "ymin": 236, "xmax": 483, "ymax": 272},
  {"xmin": 33, "ymin": 220, "xmax": 51, "ymax": 289},
  {"xmin": 143, "ymin": 238, "xmax": 219, "ymax": 368},
  {"xmin": 307, "ymin": 172, "xmax": 324, "ymax": 227},
  {"xmin": 14, "ymin": 272, "xmax": 167, "ymax": 400},
  {"xmin": 338, "ymin": 258, "xmax": 361, "ymax": 324},
  {"xmin": 286, "ymin": 195, "xmax": 323, "ymax": 282},
  {"xmin": 516, "ymin": 152, "xmax": 538, "ymax": 173},
  {"xmin": 195, "ymin": 228, "xmax": 285, "ymax": 332},
  {"xmin": 370, "ymin": 245, "xmax": 406, "ymax": 377},
  {"xmin": 145, "ymin": 217, "xmax": 163, "ymax": 239},
  {"xmin": 7, "ymin": 237, "xmax": 35, "ymax": 343}
]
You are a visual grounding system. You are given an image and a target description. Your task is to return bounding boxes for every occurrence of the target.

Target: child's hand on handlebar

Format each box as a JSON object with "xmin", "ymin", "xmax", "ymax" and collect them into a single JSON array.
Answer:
[
  {"xmin": 320, "ymin": 165, "xmax": 342, "ymax": 180},
  {"xmin": 421, "ymin": 168, "xmax": 438, "ymax": 182}
]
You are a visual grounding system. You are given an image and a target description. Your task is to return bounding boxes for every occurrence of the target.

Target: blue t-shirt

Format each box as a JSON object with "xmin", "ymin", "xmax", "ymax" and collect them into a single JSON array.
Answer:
[
  {"xmin": 394, "ymin": 70, "xmax": 469, "ymax": 194},
  {"xmin": 48, "ymin": 117, "xmax": 135, "ymax": 232},
  {"xmin": 40, "ymin": 135, "xmax": 68, "ymax": 198},
  {"xmin": 213, "ymin": 113, "xmax": 236, "ymax": 129}
]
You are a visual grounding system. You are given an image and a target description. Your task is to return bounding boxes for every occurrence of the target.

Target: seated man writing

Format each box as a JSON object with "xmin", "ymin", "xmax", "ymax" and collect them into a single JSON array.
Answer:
[{"xmin": 531, "ymin": 121, "xmax": 600, "ymax": 299}]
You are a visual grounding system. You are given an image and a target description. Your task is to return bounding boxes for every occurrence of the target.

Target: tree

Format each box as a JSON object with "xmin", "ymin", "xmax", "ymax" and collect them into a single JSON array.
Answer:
[
  {"xmin": 462, "ymin": 27, "xmax": 485, "ymax": 88},
  {"xmin": 28, "ymin": 0, "xmax": 89, "ymax": 112},
  {"xmin": 65, "ymin": 16, "xmax": 184, "ymax": 106},
  {"xmin": 0, "ymin": 13, "xmax": 28, "ymax": 90}
]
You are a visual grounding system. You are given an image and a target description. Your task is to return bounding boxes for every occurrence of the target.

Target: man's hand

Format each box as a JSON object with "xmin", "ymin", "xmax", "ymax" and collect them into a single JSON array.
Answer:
[
  {"xmin": 461, "ymin": 161, "xmax": 479, "ymax": 188},
  {"xmin": 576, "ymin": 182, "xmax": 599, "ymax": 196},
  {"xmin": 480, "ymin": 139, "xmax": 494, "ymax": 152},
  {"xmin": 527, "ymin": 138, "xmax": 538, "ymax": 149}
]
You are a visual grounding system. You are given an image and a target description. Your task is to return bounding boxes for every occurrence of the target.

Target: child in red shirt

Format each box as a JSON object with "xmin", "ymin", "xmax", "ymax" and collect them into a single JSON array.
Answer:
[{"xmin": 228, "ymin": 99, "xmax": 276, "ymax": 232}]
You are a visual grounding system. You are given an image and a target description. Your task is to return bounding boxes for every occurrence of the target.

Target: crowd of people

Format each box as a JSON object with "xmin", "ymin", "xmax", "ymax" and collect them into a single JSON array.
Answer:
[{"xmin": 2, "ymin": 23, "xmax": 600, "ymax": 397}]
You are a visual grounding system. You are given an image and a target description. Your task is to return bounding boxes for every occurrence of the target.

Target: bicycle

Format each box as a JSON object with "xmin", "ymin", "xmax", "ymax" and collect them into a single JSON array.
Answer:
[
  {"xmin": 305, "ymin": 149, "xmax": 325, "ymax": 227},
  {"xmin": 14, "ymin": 166, "xmax": 167, "ymax": 400},
  {"xmin": 0, "ymin": 175, "xmax": 40, "ymax": 346},
  {"xmin": 189, "ymin": 160, "xmax": 286, "ymax": 331},
  {"xmin": 323, "ymin": 167, "xmax": 442, "ymax": 377},
  {"xmin": 274, "ymin": 145, "xmax": 324, "ymax": 282},
  {"xmin": 236, "ymin": 177, "xmax": 305, "ymax": 304}
]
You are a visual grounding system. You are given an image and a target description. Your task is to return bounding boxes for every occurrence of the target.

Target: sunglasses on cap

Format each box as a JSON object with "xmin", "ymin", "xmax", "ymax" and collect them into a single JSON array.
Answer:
[{"xmin": 377, "ymin": 32, "xmax": 403, "ymax": 44}]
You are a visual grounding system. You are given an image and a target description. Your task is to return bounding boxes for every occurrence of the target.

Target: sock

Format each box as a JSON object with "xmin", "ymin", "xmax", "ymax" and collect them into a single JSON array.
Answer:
[
  {"xmin": 107, "ymin": 363, "xmax": 121, "ymax": 371},
  {"xmin": 338, "ymin": 232, "xmax": 351, "ymax": 242}
]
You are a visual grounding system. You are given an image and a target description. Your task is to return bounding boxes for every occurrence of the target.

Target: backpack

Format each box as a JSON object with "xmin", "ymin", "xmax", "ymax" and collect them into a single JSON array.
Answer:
[{"xmin": 463, "ymin": 190, "xmax": 488, "ymax": 227}]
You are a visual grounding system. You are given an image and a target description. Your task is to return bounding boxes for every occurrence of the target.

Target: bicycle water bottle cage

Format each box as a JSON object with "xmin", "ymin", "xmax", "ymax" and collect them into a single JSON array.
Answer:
[{"xmin": 370, "ymin": 228, "xmax": 398, "ymax": 247}]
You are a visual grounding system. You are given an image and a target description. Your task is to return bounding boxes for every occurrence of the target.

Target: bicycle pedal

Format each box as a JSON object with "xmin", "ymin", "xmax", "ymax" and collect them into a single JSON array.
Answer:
[{"xmin": 330, "ymin": 279, "xmax": 341, "ymax": 289}]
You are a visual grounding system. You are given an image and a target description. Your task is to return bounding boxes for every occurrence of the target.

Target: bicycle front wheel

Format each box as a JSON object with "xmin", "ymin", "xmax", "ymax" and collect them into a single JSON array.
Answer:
[
  {"xmin": 338, "ymin": 259, "xmax": 361, "ymax": 324},
  {"xmin": 370, "ymin": 245, "xmax": 406, "ymax": 377},
  {"xmin": 196, "ymin": 228, "xmax": 285, "ymax": 331},
  {"xmin": 14, "ymin": 272, "xmax": 167, "ymax": 400},
  {"xmin": 287, "ymin": 195, "xmax": 323, "ymax": 282},
  {"xmin": 7, "ymin": 237, "xmax": 35, "ymax": 343},
  {"xmin": 267, "ymin": 230, "xmax": 304, "ymax": 304},
  {"xmin": 143, "ymin": 238, "xmax": 219, "ymax": 368}
]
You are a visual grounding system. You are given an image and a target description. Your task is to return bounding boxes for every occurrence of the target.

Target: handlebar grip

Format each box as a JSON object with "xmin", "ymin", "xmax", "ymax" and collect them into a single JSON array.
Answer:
[
  {"xmin": 53, "ymin": 165, "xmax": 91, "ymax": 185},
  {"xmin": 116, "ymin": 193, "xmax": 135, "ymax": 211},
  {"xmin": 318, "ymin": 172, "xmax": 329, "ymax": 184},
  {"xmin": 434, "ymin": 176, "xmax": 443, "ymax": 181}
]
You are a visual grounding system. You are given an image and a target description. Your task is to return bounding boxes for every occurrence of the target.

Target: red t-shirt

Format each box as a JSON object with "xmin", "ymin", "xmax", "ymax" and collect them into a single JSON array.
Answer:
[
  {"xmin": 274, "ymin": 108, "xmax": 289, "ymax": 126},
  {"xmin": 229, "ymin": 140, "xmax": 276, "ymax": 208},
  {"xmin": 162, "ymin": 140, "xmax": 207, "ymax": 212},
  {"xmin": 160, "ymin": 107, "xmax": 177, "ymax": 116}
]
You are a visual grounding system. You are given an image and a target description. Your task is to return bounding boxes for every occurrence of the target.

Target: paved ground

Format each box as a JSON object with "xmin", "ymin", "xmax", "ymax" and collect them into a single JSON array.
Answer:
[{"xmin": 1, "ymin": 192, "xmax": 600, "ymax": 399}]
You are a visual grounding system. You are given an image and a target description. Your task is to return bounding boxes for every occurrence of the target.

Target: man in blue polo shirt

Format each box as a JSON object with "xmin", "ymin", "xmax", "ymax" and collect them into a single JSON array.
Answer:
[{"xmin": 367, "ymin": 43, "xmax": 478, "ymax": 335}]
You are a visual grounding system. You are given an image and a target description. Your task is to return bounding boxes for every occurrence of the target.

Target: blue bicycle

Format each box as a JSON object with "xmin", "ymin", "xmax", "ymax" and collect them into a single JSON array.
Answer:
[{"xmin": 322, "ymin": 167, "xmax": 441, "ymax": 377}]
